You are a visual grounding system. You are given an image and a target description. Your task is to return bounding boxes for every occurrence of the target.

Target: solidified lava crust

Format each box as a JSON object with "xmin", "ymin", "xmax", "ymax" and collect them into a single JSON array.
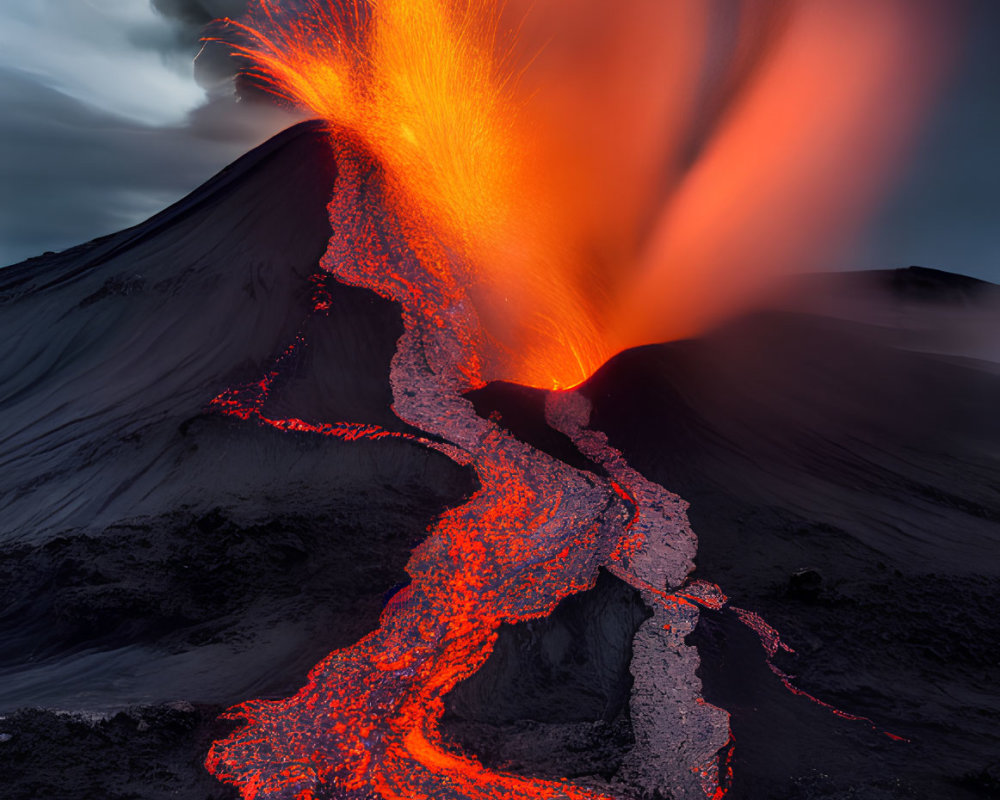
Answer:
[{"xmin": 205, "ymin": 133, "xmax": 732, "ymax": 800}]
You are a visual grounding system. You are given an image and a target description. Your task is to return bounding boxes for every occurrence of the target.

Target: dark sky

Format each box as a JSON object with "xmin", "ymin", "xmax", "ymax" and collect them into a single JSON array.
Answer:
[
  {"xmin": 854, "ymin": 0, "xmax": 1000, "ymax": 281},
  {"xmin": 1, "ymin": 1, "xmax": 997, "ymax": 283}
]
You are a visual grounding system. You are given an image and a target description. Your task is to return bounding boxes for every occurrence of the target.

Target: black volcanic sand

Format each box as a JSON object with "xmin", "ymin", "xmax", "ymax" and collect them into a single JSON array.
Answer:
[
  {"xmin": 1, "ymin": 120, "xmax": 998, "ymax": 799},
  {"xmin": 0, "ymin": 704, "xmax": 238, "ymax": 800},
  {"xmin": 442, "ymin": 570, "xmax": 649, "ymax": 784}
]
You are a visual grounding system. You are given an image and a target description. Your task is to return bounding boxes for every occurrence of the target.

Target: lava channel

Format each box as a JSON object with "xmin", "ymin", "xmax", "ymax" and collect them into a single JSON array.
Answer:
[{"xmin": 205, "ymin": 133, "xmax": 733, "ymax": 800}]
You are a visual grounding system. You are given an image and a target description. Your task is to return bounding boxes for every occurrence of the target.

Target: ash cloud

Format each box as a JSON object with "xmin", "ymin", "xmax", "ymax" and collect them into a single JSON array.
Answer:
[{"xmin": 151, "ymin": 0, "xmax": 249, "ymax": 27}]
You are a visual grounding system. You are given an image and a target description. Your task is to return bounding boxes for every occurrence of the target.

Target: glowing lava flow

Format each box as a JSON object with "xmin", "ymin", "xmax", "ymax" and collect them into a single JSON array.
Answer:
[
  {"xmin": 203, "ymin": 1, "xmax": 936, "ymax": 796},
  {"xmin": 205, "ymin": 134, "xmax": 732, "ymax": 799}
]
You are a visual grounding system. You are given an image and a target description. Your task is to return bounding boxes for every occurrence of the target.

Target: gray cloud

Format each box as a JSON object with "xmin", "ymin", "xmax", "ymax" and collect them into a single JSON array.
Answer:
[
  {"xmin": 0, "ymin": 64, "xmax": 297, "ymax": 265},
  {"xmin": 0, "ymin": 0, "xmax": 300, "ymax": 267}
]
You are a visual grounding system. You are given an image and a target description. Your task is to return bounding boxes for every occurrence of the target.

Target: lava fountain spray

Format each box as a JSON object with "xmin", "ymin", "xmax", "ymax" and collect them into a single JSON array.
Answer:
[
  {"xmin": 204, "ymin": 1, "xmax": 959, "ymax": 798},
  {"xmin": 218, "ymin": 0, "xmax": 957, "ymax": 391}
]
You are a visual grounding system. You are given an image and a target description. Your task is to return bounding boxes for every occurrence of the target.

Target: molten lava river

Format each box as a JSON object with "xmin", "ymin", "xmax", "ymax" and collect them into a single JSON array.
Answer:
[
  {"xmin": 206, "ymin": 128, "xmax": 912, "ymax": 800},
  {"xmin": 207, "ymin": 132, "xmax": 733, "ymax": 799},
  {"xmin": 201, "ymin": 1, "xmax": 935, "ymax": 797}
]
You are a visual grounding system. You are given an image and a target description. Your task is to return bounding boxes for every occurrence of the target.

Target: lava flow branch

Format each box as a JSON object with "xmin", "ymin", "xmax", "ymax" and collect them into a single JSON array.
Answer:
[{"xmin": 203, "ymin": 1, "xmax": 958, "ymax": 798}]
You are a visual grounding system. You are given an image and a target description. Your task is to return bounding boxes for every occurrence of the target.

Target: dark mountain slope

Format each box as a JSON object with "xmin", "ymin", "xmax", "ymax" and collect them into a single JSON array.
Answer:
[
  {"xmin": 0, "ymin": 121, "xmax": 473, "ymax": 715},
  {"xmin": 580, "ymin": 303, "xmax": 1000, "ymax": 799},
  {"xmin": 463, "ymin": 275, "xmax": 1000, "ymax": 798}
]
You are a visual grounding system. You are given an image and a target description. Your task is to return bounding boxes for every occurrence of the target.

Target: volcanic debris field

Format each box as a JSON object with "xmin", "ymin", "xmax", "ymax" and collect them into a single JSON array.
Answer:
[{"xmin": 1, "ymin": 122, "xmax": 998, "ymax": 799}]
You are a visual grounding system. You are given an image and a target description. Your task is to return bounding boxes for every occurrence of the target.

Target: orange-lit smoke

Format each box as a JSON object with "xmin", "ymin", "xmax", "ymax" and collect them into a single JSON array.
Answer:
[{"xmin": 225, "ymin": 0, "xmax": 960, "ymax": 389}]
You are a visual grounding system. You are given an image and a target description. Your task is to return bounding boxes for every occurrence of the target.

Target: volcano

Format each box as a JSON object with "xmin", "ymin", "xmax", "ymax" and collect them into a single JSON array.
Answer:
[{"xmin": 1, "ymin": 121, "xmax": 998, "ymax": 800}]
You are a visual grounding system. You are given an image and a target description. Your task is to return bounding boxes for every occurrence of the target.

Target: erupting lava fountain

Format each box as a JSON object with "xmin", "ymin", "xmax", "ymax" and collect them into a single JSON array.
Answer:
[{"xmin": 201, "ymin": 1, "xmax": 959, "ymax": 798}]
